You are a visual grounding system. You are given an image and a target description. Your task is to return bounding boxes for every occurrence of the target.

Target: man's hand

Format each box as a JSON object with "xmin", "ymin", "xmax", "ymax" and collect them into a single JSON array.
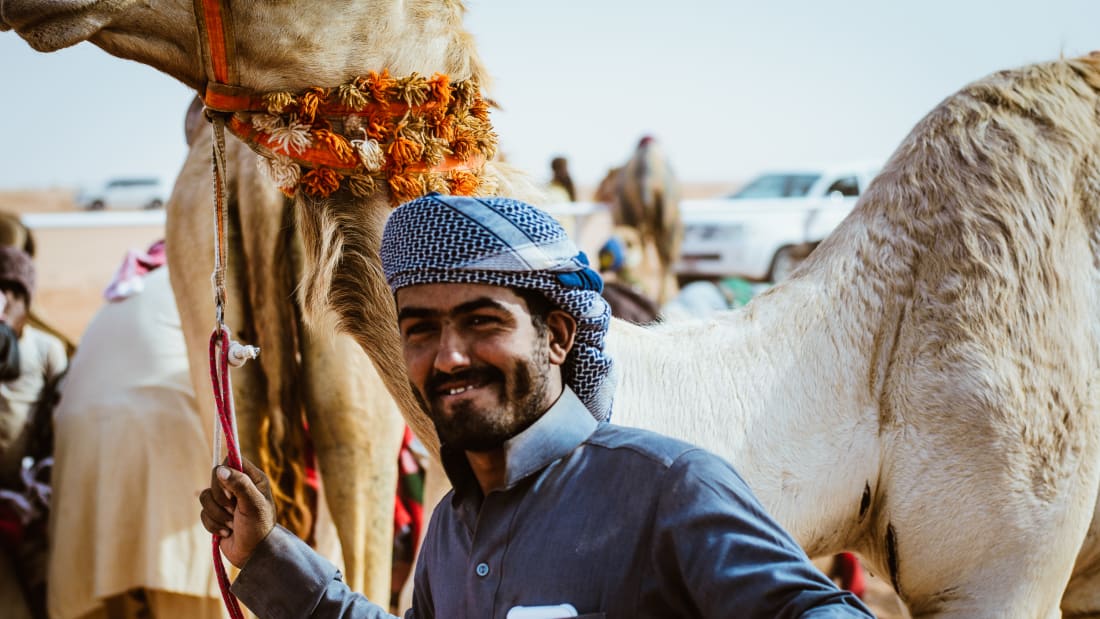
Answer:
[{"xmin": 198, "ymin": 458, "xmax": 276, "ymax": 568}]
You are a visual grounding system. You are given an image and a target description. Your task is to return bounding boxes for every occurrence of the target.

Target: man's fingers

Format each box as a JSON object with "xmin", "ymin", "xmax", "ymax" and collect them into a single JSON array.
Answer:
[
  {"xmin": 199, "ymin": 488, "xmax": 233, "ymax": 525},
  {"xmin": 199, "ymin": 488, "xmax": 233, "ymax": 536},
  {"xmin": 240, "ymin": 458, "xmax": 274, "ymax": 501},
  {"xmin": 216, "ymin": 465, "xmax": 268, "ymax": 516},
  {"xmin": 209, "ymin": 466, "xmax": 236, "ymax": 508},
  {"xmin": 199, "ymin": 509, "xmax": 232, "ymax": 537}
]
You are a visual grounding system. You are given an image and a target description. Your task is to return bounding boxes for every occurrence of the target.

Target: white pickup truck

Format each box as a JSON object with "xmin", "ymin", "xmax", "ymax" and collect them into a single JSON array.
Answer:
[{"xmin": 675, "ymin": 163, "xmax": 881, "ymax": 282}]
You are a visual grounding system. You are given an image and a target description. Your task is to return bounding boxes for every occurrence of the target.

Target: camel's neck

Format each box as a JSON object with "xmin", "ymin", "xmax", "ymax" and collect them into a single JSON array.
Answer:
[
  {"xmin": 608, "ymin": 214, "xmax": 910, "ymax": 553},
  {"xmin": 87, "ymin": 1, "xmax": 485, "ymax": 93}
]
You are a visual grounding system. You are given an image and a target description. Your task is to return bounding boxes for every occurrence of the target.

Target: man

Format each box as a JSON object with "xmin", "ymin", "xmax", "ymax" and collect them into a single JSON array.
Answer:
[
  {"xmin": 0, "ymin": 245, "xmax": 67, "ymax": 491},
  {"xmin": 200, "ymin": 193, "xmax": 872, "ymax": 618},
  {"xmin": 48, "ymin": 252, "xmax": 230, "ymax": 619},
  {"xmin": 0, "ymin": 246, "xmax": 68, "ymax": 619}
]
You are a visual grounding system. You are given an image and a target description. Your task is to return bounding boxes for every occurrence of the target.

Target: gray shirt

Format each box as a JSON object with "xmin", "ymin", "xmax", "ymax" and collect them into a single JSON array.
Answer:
[{"xmin": 233, "ymin": 388, "xmax": 872, "ymax": 618}]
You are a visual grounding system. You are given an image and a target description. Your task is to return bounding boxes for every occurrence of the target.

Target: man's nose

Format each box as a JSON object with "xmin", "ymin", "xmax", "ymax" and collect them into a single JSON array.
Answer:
[{"xmin": 433, "ymin": 326, "xmax": 471, "ymax": 373}]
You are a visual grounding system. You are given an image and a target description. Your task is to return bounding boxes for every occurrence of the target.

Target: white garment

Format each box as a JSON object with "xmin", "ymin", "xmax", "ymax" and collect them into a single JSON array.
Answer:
[
  {"xmin": 47, "ymin": 268, "xmax": 224, "ymax": 619},
  {"xmin": 0, "ymin": 324, "xmax": 67, "ymax": 484}
]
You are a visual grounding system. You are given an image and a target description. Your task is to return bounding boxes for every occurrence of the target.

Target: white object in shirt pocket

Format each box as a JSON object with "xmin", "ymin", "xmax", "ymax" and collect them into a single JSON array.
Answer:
[{"xmin": 506, "ymin": 604, "xmax": 579, "ymax": 619}]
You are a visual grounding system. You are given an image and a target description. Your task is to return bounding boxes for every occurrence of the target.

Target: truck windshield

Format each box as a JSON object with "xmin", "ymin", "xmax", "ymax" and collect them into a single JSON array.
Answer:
[{"xmin": 730, "ymin": 174, "xmax": 820, "ymax": 199}]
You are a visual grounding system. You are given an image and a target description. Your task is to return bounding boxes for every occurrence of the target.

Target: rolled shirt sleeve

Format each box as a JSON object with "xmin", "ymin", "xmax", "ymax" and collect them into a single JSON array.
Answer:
[{"xmin": 652, "ymin": 449, "xmax": 874, "ymax": 618}]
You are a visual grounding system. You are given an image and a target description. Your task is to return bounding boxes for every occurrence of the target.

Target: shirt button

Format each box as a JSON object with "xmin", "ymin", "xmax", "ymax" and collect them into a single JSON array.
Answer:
[{"xmin": 475, "ymin": 562, "xmax": 490, "ymax": 577}]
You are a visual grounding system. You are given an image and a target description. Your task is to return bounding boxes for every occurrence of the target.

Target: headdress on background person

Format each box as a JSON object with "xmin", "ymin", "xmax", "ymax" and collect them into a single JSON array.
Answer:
[
  {"xmin": 103, "ymin": 239, "xmax": 168, "ymax": 302},
  {"xmin": 598, "ymin": 236, "xmax": 626, "ymax": 274},
  {"xmin": 0, "ymin": 246, "xmax": 36, "ymax": 304},
  {"xmin": 381, "ymin": 193, "xmax": 615, "ymax": 421}
]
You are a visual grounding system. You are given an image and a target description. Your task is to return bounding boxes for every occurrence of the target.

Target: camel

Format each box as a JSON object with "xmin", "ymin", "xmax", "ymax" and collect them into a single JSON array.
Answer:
[
  {"xmin": 596, "ymin": 136, "xmax": 683, "ymax": 304},
  {"xmin": 607, "ymin": 55, "xmax": 1100, "ymax": 616},
  {"xmin": 171, "ymin": 104, "xmax": 404, "ymax": 604},
  {"xmin": 5, "ymin": 2, "xmax": 1100, "ymax": 615}
]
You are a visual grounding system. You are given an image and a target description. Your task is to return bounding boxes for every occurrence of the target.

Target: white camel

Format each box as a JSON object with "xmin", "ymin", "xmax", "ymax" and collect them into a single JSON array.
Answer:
[{"xmin": 5, "ymin": 2, "xmax": 1100, "ymax": 616}]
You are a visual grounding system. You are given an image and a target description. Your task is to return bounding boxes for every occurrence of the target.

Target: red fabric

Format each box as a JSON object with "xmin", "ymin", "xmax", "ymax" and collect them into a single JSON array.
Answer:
[
  {"xmin": 0, "ymin": 504, "xmax": 22, "ymax": 551},
  {"xmin": 103, "ymin": 240, "xmax": 167, "ymax": 301},
  {"xmin": 199, "ymin": 0, "xmax": 232, "ymax": 83},
  {"xmin": 835, "ymin": 552, "xmax": 866, "ymax": 599},
  {"xmin": 394, "ymin": 427, "xmax": 425, "ymax": 555}
]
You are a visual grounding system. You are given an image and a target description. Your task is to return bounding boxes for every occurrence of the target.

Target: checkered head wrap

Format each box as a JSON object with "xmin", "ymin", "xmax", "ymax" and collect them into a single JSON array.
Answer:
[{"xmin": 381, "ymin": 193, "xmax": 615, "ymax": 421}]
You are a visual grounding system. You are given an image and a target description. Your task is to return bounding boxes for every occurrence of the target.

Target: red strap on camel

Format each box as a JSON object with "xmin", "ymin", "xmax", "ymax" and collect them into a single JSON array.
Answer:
[{"xmin": 193, "ymin": 2, "xmax": 251, "ymax": 617}]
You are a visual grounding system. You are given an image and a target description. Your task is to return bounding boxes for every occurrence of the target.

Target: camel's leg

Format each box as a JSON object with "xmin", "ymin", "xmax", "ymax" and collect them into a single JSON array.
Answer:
[
  {"xmin": 166, "ymin": 129, "xmax": 223, "ymax": 459},
  {"xmin": 167, "ymin": 132, "xmax": 279, "ymax": 481},
  {"xmin": 299, "ymin": 329, "xmax": 404, "ymax": 603},
  {"xmin": 169, "ymin": 130, "xmax": 313, "ymax": 540}
]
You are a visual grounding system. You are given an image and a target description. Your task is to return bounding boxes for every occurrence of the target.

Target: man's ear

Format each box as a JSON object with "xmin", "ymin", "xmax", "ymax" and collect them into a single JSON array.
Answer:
[{"xmin": 545, "ymin": 309, "xmax": 576, "ymax": 366}]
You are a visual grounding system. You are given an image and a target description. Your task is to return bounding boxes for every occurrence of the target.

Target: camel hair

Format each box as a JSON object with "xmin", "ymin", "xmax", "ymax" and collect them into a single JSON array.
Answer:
[{"xmin": 5, "ymin": 1, "xmax": 1100, "ymax": 615}]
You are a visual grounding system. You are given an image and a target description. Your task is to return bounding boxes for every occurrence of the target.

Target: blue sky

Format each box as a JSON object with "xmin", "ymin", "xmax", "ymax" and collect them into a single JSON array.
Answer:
[{"xmin": 1, "ymin": 1, "xmax": 1097, "ymax": 192}]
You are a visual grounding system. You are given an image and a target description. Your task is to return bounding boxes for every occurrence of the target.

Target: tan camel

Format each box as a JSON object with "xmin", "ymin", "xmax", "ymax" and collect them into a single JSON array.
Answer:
[
  {"xmin": 171, "ymin": 113, "xmax": 404, "ymax": 603},
  {"xmin": 605, "ymin": 135, "xmax": 683, "ymax": 305},
  {"xmin": 6, "ymin": 2, "xmax": 1100, "ymax": 615}
]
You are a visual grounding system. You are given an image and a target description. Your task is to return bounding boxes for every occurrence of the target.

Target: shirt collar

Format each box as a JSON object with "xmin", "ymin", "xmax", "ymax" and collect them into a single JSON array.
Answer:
[{"xmin": 441, "ymin": 387, "xmax": 599, "ymax": 505}]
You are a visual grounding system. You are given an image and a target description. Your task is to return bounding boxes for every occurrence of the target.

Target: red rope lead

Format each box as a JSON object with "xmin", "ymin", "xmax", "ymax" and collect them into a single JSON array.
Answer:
[{"xmin": 210, "ymin": 325, "xmax": 245, "ymax": 619}]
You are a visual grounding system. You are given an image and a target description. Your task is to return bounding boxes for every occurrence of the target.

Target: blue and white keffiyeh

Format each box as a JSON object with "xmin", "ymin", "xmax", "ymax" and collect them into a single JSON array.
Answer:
[{"xmin": 381, "ymin": 193, "xmax": 615, "ymax": 421}]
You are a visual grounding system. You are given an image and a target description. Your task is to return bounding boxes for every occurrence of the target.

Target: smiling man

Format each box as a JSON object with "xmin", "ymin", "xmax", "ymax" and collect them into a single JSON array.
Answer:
[{"xmin": 199, "ymin": 193, "xmax": 872, "ymax": 618}]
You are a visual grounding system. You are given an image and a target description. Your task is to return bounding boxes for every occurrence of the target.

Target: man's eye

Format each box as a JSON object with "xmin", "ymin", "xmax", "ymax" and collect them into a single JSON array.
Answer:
[
  {"xmin": 403, "ymin": 322, "xmax": 436, "ymax": 337},
  {"xmin": 468, "ymin": 315, "xmax": 499, "ymax": 326}
]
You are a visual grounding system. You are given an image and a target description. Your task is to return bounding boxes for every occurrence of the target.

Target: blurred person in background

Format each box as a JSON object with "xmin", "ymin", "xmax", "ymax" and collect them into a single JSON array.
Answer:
[
  {"xmin": 546, "ymin": 156, "xmax": 577, "ymax": 203},
  {"xmin": 0, "ymin": 246, "xmax": 68, "ymax": 619},
  {"xmin": 597, "ymin": 231, "xmax": 659, "ymax": 325},
  {"xmin": 45, "ymin": 242, "xmax": 227, "ymax": 619}
]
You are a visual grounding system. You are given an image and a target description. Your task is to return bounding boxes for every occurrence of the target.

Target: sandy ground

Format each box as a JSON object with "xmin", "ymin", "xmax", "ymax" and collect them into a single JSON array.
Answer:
[{"xmin": 0, "ymin": 187, "xmax": 910, "ymax": 616}]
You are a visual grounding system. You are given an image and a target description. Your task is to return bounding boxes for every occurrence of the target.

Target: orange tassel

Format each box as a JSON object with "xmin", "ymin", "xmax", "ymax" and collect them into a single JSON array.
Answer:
[
  {"xmin": 388, "ymin": 173, "xmax": 426, "ymax": 204},
  {"xmin": 238, "ymin": 74, "xmax": 495, "ymax": 206},
  {"xmin": 301, "ymin": 168, "xmax": 342, "ymax": 197},
  {"xmin": 312, "ymin": 129, "xmax": 357, "ymax": 165},
  {"xmin": 469, "ymin": 97, "xmax": 491, "ymax": 123},
  {"xmin": 428, "ymin": 73, "xmax": 453, "ymax": 109},
  {"xmin": 298, "ymin": 87, "xmax": 326, "ymax": 124},
  {"xmin": 388, "ymin": 136, "xmax": 424, "ymax": 170},
  {"xmin": 448, "ymin": 170, "xmax": 480, "ymax": 196},
  {"xmin": 364, "ymin": 70, "xmax": 396, "ymax": 103},
  {"xmin": 361, "ymin": 109, "xmax": 390, "ymax": 142}
]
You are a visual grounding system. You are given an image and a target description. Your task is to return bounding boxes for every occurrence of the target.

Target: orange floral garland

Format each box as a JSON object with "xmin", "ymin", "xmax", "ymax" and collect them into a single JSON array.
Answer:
[{"xmin": 222, "ymin": 71, "xmax": 498, "ymax": 203}]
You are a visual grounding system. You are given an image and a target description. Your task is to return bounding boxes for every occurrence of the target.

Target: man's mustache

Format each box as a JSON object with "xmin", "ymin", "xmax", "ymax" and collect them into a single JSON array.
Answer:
[{"xmin": 425, "ymin": 366, "xmax": 504, "ymax": 395}]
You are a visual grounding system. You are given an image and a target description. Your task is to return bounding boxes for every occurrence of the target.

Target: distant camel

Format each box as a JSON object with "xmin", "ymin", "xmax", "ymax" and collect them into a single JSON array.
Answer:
[{"xmin": 597, "ymin": 136, "xmax": 683, "ymax": 304}]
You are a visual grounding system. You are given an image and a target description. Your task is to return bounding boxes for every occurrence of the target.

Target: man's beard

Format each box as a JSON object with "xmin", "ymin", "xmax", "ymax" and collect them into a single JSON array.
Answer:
[{"xmin": 414, "ymin": 346, "xmax": 553, "ymax": 452}]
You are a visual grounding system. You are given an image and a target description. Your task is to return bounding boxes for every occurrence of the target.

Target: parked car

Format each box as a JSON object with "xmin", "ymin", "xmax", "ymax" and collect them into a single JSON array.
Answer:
[
  {"xmin": 676, "ymin": 163, "xmax": 881, "ymax": 282},
  {"xmin": 80, "ymin": 177, "xmax": 169, "ymax": 210}
]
